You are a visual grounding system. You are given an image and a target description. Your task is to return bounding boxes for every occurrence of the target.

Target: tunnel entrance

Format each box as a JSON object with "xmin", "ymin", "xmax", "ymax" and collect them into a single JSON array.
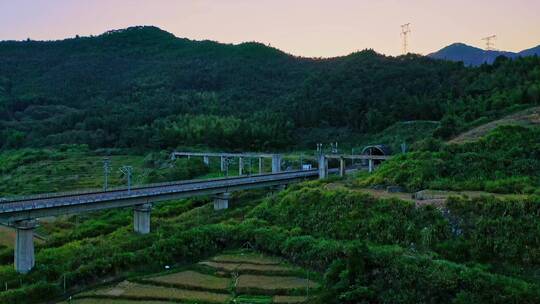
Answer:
[{"xmin": 361, "ymin": 145, "xmax": 391, "ymax": 166}]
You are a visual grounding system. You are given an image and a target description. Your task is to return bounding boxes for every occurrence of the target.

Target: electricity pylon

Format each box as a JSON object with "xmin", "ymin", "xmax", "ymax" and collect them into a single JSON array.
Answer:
[
  {"xmin": 482, "ymin": 35, "xmax": 497, "ymax": 51},
  {"xmin": 401, "ymin": 23, "xmax": 412, "ymax": 54}
]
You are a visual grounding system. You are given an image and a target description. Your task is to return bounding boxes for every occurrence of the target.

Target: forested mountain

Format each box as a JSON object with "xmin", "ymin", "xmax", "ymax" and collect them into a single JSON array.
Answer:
[
  {"xmin": 429, "ymin": 42, "xmax": 540, "ymax": 66},
  {"xmin": 1, "ymin": 26, "xmax": 539, "ymax": 151}
]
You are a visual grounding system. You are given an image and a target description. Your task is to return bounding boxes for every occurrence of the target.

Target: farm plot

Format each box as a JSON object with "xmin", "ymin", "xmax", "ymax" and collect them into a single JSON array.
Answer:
[
  {"xmin": 236, "ymin": 274, "xmax": 319, "ymax": 294},
  {"xmin": 199, "ymin": 261, "xmax": 296, "ymax": 275},
  {"xmin": 143, "ymin": 270, "xmax": 230, "ymax": 291},
  {"xmin": 211, "ymin": 252, "xmax": 283, "ymax": 265},
  {"xmin": 60, "ymin": 299, "xmax": 174, "ymax": 304},
  {"xmin": 273, "ymin": 295, "xmax": 309, "ymax": 304},
  {"xmin": 77, "ymin": 281, "xmax": 230, "ymax": 303},
  {"xmin": 64, "ymin": 251, "xmax": 319, "ymax": 304}
]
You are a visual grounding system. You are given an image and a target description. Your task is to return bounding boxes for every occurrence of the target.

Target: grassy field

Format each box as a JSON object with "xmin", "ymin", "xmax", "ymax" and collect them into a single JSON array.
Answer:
[{"xmin": 0, "ymin": 148, "xmax": 148, "ymax": 196}]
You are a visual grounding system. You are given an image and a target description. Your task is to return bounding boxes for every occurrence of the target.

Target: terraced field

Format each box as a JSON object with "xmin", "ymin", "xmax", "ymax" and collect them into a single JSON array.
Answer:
[{"xmin": 62, "ymin": 251, "xmax": 319, "ymax": 304}]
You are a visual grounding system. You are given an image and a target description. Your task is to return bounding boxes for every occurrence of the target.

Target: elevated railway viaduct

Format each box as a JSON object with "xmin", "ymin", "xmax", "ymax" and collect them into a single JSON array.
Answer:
[{"xmin": 0, "ymin": 151, "xmax": 391, "ymax": 273}]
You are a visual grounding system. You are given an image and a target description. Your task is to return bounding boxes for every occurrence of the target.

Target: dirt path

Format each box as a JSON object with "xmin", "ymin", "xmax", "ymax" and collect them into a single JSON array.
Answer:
[{"xmin": 338, "ymin": 185, "xmax": 526, "ymax": 208}]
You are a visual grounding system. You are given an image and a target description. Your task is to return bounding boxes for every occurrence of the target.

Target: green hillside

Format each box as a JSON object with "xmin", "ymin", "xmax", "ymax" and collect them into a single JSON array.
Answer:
[
  {"xmin": 1, "ymin": 173, "xmax": 540, "ymax": 303},
  {"xmin": 360, "ymin": 125, "xmax": 540, "ymax": 193},
  {"xmin": 1, "ymin": 26, "xmax": 539, "ymax": 151}
]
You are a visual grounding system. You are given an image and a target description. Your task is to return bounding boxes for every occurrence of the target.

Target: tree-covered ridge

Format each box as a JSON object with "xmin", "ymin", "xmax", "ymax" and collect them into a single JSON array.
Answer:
[{"xmin": 1, "ymin": 26, "xmax": 539, "ymax": 151}]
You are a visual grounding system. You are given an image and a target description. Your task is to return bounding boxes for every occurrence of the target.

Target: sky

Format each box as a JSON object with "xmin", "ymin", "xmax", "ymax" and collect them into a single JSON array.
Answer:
[{"xmin": 0, "ymin": 0, "xmax": 539, "ymax": 57}]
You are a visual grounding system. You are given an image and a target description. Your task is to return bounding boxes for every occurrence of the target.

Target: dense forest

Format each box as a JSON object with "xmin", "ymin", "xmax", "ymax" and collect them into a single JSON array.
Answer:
[{"xmin": 1, "ymin": 26, "xmax": 539, "ymax": 151}]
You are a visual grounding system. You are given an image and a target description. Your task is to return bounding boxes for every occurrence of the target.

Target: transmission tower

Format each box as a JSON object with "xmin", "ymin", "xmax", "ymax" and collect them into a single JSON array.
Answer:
[
  {"xmin": 223, "ymin": 157, "xmax": 231, "ymax": 177},
  {"xmin": 331, "ymin": 142, "xmax": 339, "ymax": 154},
  {"xmin": 316, "ymin": 143, "xmax": 323, "ymax": 155},
  {"xmin": 401, "ymin": 23, "xmax": 412, "ymax": 54},
  {"xmin": 103, "ymin": 157, "xmax": 111, "ymax": 191},
  {"xmin": 119, "ymin": 165, "xmax": 133, "ymax": 193},
  {"xmin": 482, "ymin": 35, "xmax": 497, "ymax": 51}
]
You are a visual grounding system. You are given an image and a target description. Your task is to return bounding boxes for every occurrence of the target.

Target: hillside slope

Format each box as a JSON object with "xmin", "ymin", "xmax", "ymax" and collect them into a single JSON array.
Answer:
[
  {"xmin": 449, "ymin": 106, "xmax": 540, "ymax": 144},
  {"xmin": 519, "ymin": 45, "xmax": 540, "ymax": 57}
]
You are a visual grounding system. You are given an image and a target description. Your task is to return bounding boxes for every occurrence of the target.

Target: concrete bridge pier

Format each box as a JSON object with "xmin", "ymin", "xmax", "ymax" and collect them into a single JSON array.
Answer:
[
  {"xmin": 239, "ymin": 157, "xmax": 244, "ymax": 175},
  {"xmin": 133, "ymin": 203, "xmax": 152, "ymax": 234},
  {"xmin": 339, "ymin": 157, "xmax": 346, "ymax": 177},
  {"xmin": 220, "ymin": 156, "xmax": 226, "ymax": 171},
  {"xmin": 368, "ymin": 159, "xmax": 374, "ymax": 173},
  {"xmin": 318, "ymin": 154, "xmax": 328, "ymax": 179},
  {"xmin": 203, "ymin": 156, "xmax": 210, "ymax": 166},
  {"xmin": 259, "ymin": 157, "xmax": 263, "ymax": 173},
  {"xmin": 272, "ymin": 154, "xmax": 282, "ymax": 173},
  {"xmin": 14, "ymin": 219, "xmax": 37, "ymax": 274},
  {"xmin": 213, "ymin": 192, "xmax": 231, "ymax": 210}
]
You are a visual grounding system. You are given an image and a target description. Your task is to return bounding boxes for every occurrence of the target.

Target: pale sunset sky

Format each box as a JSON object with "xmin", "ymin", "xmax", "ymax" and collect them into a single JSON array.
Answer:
[{"xmin": 0, "ymin": 0, "xmax": 539, "ymax": 57}]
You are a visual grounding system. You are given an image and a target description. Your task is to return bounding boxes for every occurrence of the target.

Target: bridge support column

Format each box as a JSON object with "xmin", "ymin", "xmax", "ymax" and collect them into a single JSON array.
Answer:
[
  {"xmin": 220, "ymin": 156, "xmax": 226, "ymax": 172},
  {"xmin": 203, "ymin": 156, "xmax": 210, "ymax": 165},
  {"xmin": 368, "ymin": 159, "xmax": 374, "ymax": 173},
  {"xmin": 14, "ymin": 219, "xmax": 36, "ymax": 274},
  {"xmin": 339, "ymin": 157, "xmax": 346, "ymax": 177},
  {"xmin": 133, "ymin": 203, "xmax": 152, "ymax": 234},
  {"xmin": 272, "ymin": 154, "xmax": 282, "ymax": 173},
  {"xmin": 213, "ymin": 193, "xmax": 231, "ymax": 210},
  {"xmin": 259, "ymin": 157, "xmax": 263, "ymax": 173},
  {"xmin": 318, "ymin": 154, "xmax": 328, "ymax": 179},
  {"xmin": 239, "ymin": 157, "xmax": 244, "ymax": 175}
]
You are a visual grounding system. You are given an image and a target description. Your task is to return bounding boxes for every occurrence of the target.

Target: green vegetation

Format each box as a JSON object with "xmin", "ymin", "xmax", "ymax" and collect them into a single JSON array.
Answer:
[
  {"xmin": 1, "ymin": 26, "xmax": 539, "ymax": 151},
  {"xmin": 0, "ymin": 146, "xmax": 211, "ymax": 196},
  {"xmin": 2, "ymin": 25, "xmax": 540, "ymax": 304},
  {"xmin": 361, "ymin": 125, "xmax": 540, "ymax": 193},
  {"xmin": 0, "ymin": 176, "xmax": 539, "ymax": 303}
]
